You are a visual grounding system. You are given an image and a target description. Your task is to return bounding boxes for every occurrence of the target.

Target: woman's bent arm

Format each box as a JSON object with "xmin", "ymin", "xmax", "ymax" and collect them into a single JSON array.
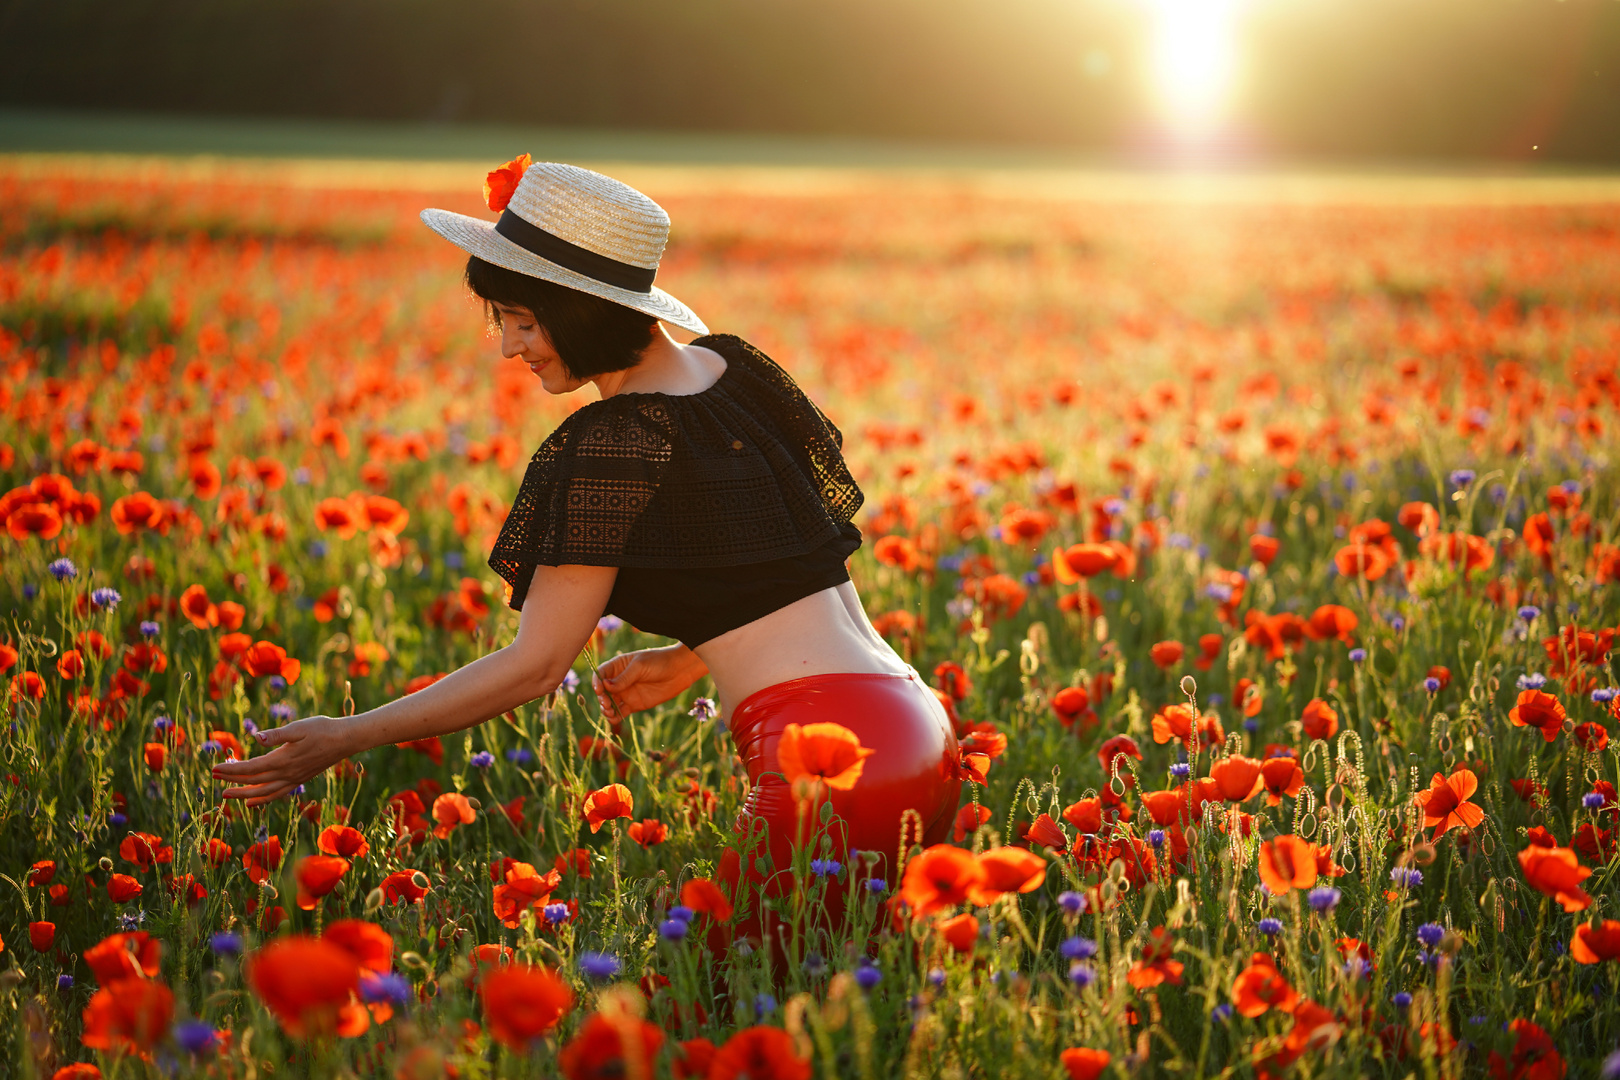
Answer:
[{"xmin": 214, "ymin": 564, "xmax": 617, "ymax": 805}]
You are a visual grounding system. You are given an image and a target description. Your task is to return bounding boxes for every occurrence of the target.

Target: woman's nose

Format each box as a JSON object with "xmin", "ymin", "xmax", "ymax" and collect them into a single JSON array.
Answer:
[{"xmin": 500, "ymin": 329, "xmax": 523, "ymax": 359}]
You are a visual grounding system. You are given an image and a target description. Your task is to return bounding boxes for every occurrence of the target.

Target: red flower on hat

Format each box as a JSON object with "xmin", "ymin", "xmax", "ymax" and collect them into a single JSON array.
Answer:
[{"xmin": 485, "ymin": 154, "xmax": 533, "ymax": 213}]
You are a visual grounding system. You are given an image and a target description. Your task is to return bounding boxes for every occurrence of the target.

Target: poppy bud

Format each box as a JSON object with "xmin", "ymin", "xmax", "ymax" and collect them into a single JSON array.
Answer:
[
  {"xmin": 365, "ymin": 887, "xmax": 385, "ymax": 914},
  {"xmin": 98, "ymin": 856, "xmax": 113, "ymax": 872},
  {"xmin": 411, "ymin": 871, "xmax": 431, "ymax": 891},
  {"xmin": 466, "ymin": 797, "xmax": 481, "ymax": 811}
]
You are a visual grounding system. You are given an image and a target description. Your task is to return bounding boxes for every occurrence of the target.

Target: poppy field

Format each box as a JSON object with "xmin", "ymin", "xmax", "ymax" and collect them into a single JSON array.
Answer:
[{"xmin": 5, "ymin": 153, "xmax": 1620, "ymax": 1078}]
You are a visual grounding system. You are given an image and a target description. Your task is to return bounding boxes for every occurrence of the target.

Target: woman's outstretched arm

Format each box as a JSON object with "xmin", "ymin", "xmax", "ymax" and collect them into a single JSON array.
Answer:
[{"xmin": 213, "ymin": 563, "xmax": 617, "ymax": 806}]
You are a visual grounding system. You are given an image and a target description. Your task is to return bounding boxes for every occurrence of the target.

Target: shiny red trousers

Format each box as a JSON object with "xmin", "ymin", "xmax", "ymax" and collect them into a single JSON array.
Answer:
[{"xmin": 717, "ymin": 669, "xmax": 961, "ymax": 953}]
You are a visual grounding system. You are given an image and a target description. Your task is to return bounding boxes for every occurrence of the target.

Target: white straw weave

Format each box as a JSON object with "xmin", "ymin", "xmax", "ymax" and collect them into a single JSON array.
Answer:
[{"xmin": 421, "ymin": 162, "xmax": 707, "ymax": 334}]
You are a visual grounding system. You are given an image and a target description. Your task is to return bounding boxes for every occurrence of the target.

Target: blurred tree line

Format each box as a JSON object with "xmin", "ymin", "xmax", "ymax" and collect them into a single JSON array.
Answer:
[{"xmin": 2, "ymin": 0, "xmax": 1618, "ymax": 162}]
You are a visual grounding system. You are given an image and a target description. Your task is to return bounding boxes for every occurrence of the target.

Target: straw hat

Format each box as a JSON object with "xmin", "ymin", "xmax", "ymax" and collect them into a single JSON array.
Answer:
[{"xmin": 421, "ymin": 161, "xmax": 707, "ymax": 334}]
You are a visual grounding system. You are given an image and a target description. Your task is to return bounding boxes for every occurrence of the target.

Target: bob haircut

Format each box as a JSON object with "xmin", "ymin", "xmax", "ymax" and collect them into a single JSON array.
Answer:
[{"xmin": 464, "ymin": 255, "xmax": 658, "ymax": 379}]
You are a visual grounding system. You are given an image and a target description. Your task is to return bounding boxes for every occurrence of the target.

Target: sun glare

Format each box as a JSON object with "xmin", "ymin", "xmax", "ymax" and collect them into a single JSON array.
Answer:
[{"xmin": 1148, "ymin": 0, "xmax": 1242, "ymax": 140}]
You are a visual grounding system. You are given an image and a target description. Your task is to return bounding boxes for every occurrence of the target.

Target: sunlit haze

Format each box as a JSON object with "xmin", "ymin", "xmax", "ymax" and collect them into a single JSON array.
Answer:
[{"xmin": 1148, "ymin": 0, "xmax": 1243, "ymax": 141}]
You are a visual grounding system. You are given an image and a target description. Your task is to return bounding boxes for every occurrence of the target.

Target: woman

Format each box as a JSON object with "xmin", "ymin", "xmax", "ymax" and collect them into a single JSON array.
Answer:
[{"xmin": 213, "ymin": 160, "xmax": 961, "ymax": 941}]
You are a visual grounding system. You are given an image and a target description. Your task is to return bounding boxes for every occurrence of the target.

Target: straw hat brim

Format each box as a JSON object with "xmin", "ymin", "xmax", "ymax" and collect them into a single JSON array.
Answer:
[{"xmin": 420, "ymin": 208, "xmax": 709, "ymax": 335}]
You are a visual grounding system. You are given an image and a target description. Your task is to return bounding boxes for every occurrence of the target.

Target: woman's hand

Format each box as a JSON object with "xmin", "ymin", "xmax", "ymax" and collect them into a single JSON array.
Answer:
[
  {"xmin": 212, "ymin": 715, "xmax": 359, "ymax": 807},
  {"xmin": 593, "ymin": 646, "xmax": 708, "ymax": 720}
]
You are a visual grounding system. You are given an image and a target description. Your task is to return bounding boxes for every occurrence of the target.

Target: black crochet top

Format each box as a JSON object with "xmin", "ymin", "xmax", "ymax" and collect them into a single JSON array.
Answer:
[{"xmin": 488, "ymin": 334, "xmax": 865, "ymax": 647}]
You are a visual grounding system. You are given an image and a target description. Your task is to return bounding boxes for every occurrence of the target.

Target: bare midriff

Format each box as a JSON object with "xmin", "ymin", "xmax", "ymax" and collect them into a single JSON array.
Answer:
[{"xmin": 692, "ymin": 582, "xmax": 914, "ymax": 719}]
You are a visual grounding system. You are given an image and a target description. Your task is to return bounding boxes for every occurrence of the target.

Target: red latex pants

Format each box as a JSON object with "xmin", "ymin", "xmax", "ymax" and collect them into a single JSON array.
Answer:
[{"xmin": 717, "ymin": 669, "xmax": 961, "ymax": 954}]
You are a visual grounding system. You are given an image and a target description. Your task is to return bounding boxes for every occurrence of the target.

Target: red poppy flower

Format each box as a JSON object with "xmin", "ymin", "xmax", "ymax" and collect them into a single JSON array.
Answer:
[
  {"xmin": 1509, "ymin": 690, "xmax": 1566, "ymax": 742},
  {"xmin": 1300, "ymin": 698, "xmax": 1339, "ymax": 741},
  {"xmin": 1415, "ymin": 768, "xmax": 1485, "ymax": 836},
  {"xmin": 1060, "ymin": 1048, "xmax": 1111, "ymax": 1080},
  {"xmin": 106, "ymin": 875, "xmax": 143, "ymax": 903},
  {"xmin": 952, "ymin": 803, "xmax": 991, "ymax": 841},
  {"xmin": 6, "ymin": 500, "xmax": 63, "ymax": 540},
  {"xmin": 933, "ymin": 661, "xmax": 973, "ymax": 701},
  {"xmin": 239, "ymin": 641, "xmax": 301, "ymax": 684},
  {"xmin": 484, "ymin": 154, "xmax": 533, "ymax": 212},
  {"xmin": 1259, "ymin": 758, "xmax": 1304, "ymax": 805},
  {"xmin": 318, "ymin": 824, "xmax": 370, "ymax": 859},
  {"xmin": 1257, "ymin": 835, "xmax": 1318, "ymax": 895},
  {"xmin": 50, "ymin": 1064, "xmax": 102, "ymax": 1080},
  {"xmin": 1231, "ymin": 951, "xmax": 1298, "ymax": 1017},
  {"xmin": 243, "ymin": 836, "xmax": 284, "ymax": 884},
  {"xmin": 1397, "ymin": 501, "xmax": 1439, "ymax": 536},
  {"xmin": 381, "ymin": 869, "xmax": 431, "ymax": 904},
  {"xmin": 109, "ymin": 492, "xmax": 168, "ymax": 535},
  {"xmin": 323, "ymin": 920, "xmax": 394, "ymax": 973},
  {"xmin": 246, "ymin": 936, "xmax": 363, "ymax": 1038},
  {"xmin": 1573, "ymin": 722, "xmax": 1610, "ymax": 753},
  {"xmin": 295, "ymin": 855, "xmax": 350, "ymax": 910},
  {"xmin": 28, "ymin": 860, "xmax": 55, "ymax": 887},
  {"xmin": 1250, "ymin": 535, "xmax": 1280, "ymax": 566},
  {"xmin": 581, "ymin": 784, "xmax": 634, "ymax": 833},
  {"xmin": 900, "ymin": 844, "xmax": 984, "ymax": 917},
  {"xmin": 627, "ymin": 818, "xmax": 668, "ymax": 847},
  {"xmin": 680, "ymin": 877, "xmax": 734, "ymax": 922},
  {"xmin": 1209, "ymin": 755, "xmax": 1264, "ymax": 802},
  {"xmin": 1518, "ymin": 844, "xmax": 1592, "ymax": 912},
  {"xmin": 936, "ymin": 912, "xmax": 979, "ymax": 954},
  {"xmin": 1052, "ymin": 543, "xmax": 1118, "ymax": 581},
  {"xmin": 558, "ymin": 1009, "xmax": 666, "ymax": 1080},
  {"xmin": 80, "ymin": 978, "xmax": 173, "ymax": 1054},
  {"xmin": 777, "ymin": 721, "xmax": 876, "ymax": 792},
  {"xmin": 480, "ymin": 964, "xmax": 574, "ymax": 1050},
  {"xmin": 1487, "ymin": 1019, "xmax": 1564, "ymax": 1080},
  {"xmin": 968, "ymin": 846, "xmax": 1047, "ymax": 905},
  {"xmin": 1051, "ymin": 686, "xmax": 1096, "ymax": 730},
  {"xmin": 1149, "ymin": 640, "xmax": 1184, "ymax": 669},
  {"xmin": 1127, "ymin": 926, "xmax": 1184, "ymax": 988},
  {"xmin": 709, "ymin": 1026, "xmax": 811, "ymax": 1080},
  {"xmin": 432, "ymin": 792, "xmax": 477, "ymax": 839},
  {"xmin": 29, "ymin": 921, "xmax": 55, "ymax": 952},
  {"xmin": 83, "ymin": 932, "xmax": 161, "ymax": 984}
]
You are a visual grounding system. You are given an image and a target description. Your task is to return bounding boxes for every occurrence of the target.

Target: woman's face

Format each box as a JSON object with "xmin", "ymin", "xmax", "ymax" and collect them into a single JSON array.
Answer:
[{"xmin": 493, "ymin": 303, "xmax": 589, "ymax": 395}]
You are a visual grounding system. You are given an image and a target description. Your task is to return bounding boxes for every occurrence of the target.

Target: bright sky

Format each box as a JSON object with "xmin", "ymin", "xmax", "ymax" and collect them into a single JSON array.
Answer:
[{"xmin": 1148, "ymin": 0, "xmax": 1244, "ymax": 140}]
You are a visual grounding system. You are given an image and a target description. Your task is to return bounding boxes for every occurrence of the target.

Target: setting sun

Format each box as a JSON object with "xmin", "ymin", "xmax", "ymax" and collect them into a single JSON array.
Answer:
[{"xmin": 1147, "ymin": 0, "xmax": 1243, "ymax": 139}]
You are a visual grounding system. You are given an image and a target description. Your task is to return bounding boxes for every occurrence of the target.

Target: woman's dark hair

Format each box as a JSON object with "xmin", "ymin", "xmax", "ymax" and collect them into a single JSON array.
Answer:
[{"xmin": 465, "ymin": 256, "xmax": 658, "ymax": 379}]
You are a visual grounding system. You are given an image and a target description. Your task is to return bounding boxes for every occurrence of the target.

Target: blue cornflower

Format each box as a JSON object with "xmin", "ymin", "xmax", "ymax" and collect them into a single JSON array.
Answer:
[
  {"xmin": 57, "ymin": 974, "xmax": 74, "ymax": 991},
  {"xmin": 659, "ymin": 919, "xmax": 688, "ymax": 941},
  {"xmin": 1148, "ymin": 829, "xmax": 1166, "ymax": 848},
  {"xmin": 561, "ymin": 670, "xmax": 580, "ymax": 694},
  {"xmin": 669, "ymin": 905, "xmax": 694, "ymax": 923},
  {"xmin": 1060, "ymin": 936, "xmax": 1098, "ymax": 961},
  {"xmin": 928, "ymin": 968, "xmax": 946, "ymax": 987},
  {"xmin": 754, "ymin": 993, "xmax": 777, "ymax": 1018},
  {"xmin": 1390, "ymin": 867, "xmax": 1423, "ymax": 889},
  {"xmin": 139, "ymin": 621, "xmax": 160, "ymax": 637},
  {"xmin": 200, "ymin": 740, "xmax": 221, "ymax": 756},
  {"xmin": 597, "ymin": 615, "xmax": 623, "ymax": 633},
  {"xmin": 507, "ymin": 747, "xmax": 534, "ymax": 765},
  {"xmin": 543, "ymin": 903, "xmax": 570, "ymax": 925},
  {"xmin": 1068, "ymin": 962, "xmax": 1097, "ymax": 989},
  {"xmin": 1592, "ymin": 688, "xmax": 1618, "ymax": 704},
  {"xmin": 469, "ymin": 751, "xmax": 495, "ymax": 769},
  {"xmin": 1423, "ymin": 677, "xmax": 1441, "ymax": 694},
  {"xmin": 1258, "ymin": 917, "xmax": 1283, "ymax": 936},
  {"xmin": 1449, "ymin": 469, "xmax": 1475, "ymax": 488},
  {"xmin": 153, "ymin": 716, "xmax": 174, "ymax": 732},
  {"xmin": 804, "ymin": 952, "xmax": 827, "ymax": 977},
  {"xmin": 211, "ymin": 932, "xmax": 243, "ymax": 956},
  {"xmin": 854, "ymin": 959, "xmax": 881, "ymax": 990},
  {"xmin": 1307, "ymin": 887, "xmax": 1341, "ymax": 913},
  {"xmin": 48, "ymin": 558, "xmax": 78, "ymax": 581},
  {"xmin": 1345, "ymin": 957, "xmax": 1372, "ymax": 979},
  {"xmin": 1417, "ymin": 923, "xmax": 1445, "ymax": 948},
  {"xmin": 1392, "ymin": 992, "xmax": 1412, "ymax": 1009},
  {"xmin": 360, "ymin": 972, "xmax": 413, "ymax": 1007},
  {"xmin": 1390, "ymin": 615, "xmax": 1405, "ymax": 633},
  {"xmin": 269, "ymin": 703, "xmax": 295, "ymax": 722},
  {"xmin": 1169, "ymin": 762, "xmax": 1191, "ymax": 780},
  {"xmin": 1057, "ymin": 890, "xmax": 1085, "ymax": 916},
  {"xmin": 1518, "ymin": 672, "xmax": 1547, "ymax": 691},
  {"xmin": 118, "ymin": 910, "xmax": 147, "ymax": 931},
  {"xmin": 109, "ymin": 812, "xmax": 128, "ymax": 827},
  {"xmin": 1212, "ymin": 1003, "xmax": 1233, "ymax": 1021},
  {"xmin": 1602, "ymin": 1051, "xmax": 1620, "ymax": 1080},
  {"xmin": 688, "ymin": 697, "xmax": 717, "ymax": 720},
  {"xmin": 443, "ymin": 551, "xmax": 465, "ymax": 569},
  {"xmin": 174, "ymin": 1020, "xmax": 217, "ymax": 1054},
  {"xmin": 21, "ymin": 583, "xmax": 37, "ymax": 599},
  {"xmin": 1584, "ymin": 792, "xmax": 1606, "ymax": 809},
  {"xmin": 810, "ymin": 858, "xmax": 842, "ymax": 877},
  {"xmin": 308, "ymin": 540, "xmax": 328, "ymax": 558},
  {"xmin": 90, "ymin": 587, "xmax": 121, "ymax": 610},
  {"xmin": 578, "ymin": 952, "xmax": 620, "ymax": 980},
  {"xmin": 1518, "ymin": 606, "xmax": 1542, "ymax": 622},
  {"xmin": 866, "ymin": 877, "xmax": 887, "ymax": 894}
]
